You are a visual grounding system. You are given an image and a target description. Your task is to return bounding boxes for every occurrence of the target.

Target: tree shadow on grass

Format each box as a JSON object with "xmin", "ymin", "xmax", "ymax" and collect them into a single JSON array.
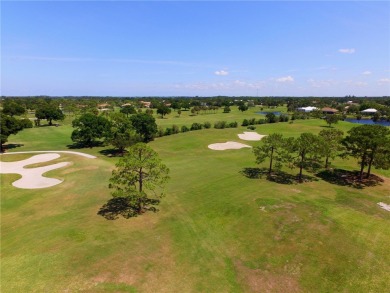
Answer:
[
  {"xmin": 316, "ymin": 169, "xmax": 384, "ymax": 189},
  {"xmin": 240, "ymin": 168, "xmax": 317, "ymax": 185},
  {"xmin": 3, "ymin": 143, "xmax": 24, "ymax": 151},
  {"xmin": 98, "ymin": 197, "xmax": 139, "ymax": 220},
  {"xmin": 240, "ymin": 167, "xmax": 268, "ymax": 179},
  {"xmin": 98, "ymin": 197, "xmax": 160, "ymax": 220},
  {"xmin": 99, "ymin": 148, "xmax": 125, "ymax": 157},
  {"xmin": 66, "ymin": 141, "xmax": 105, "ymax": 149}
]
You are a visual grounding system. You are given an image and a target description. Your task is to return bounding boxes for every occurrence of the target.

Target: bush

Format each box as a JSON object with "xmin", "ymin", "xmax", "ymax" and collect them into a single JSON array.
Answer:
[
  {"xmin": 164, "ymin": 128, "xmax": 173, "ymax": 136},
  {"xmin": 257, "ymin": 118, "xmax": 266, "ymax": 124},
  {"xmin": 214, "ymin": 121, "xmax": 227, "ymax": 129},
  {"xmin": 203, "ymin": 121, "xmax": 211, "ymax": 129},
  {"xmin": 190, "ymin": 122, "xmax": 203, "ymax": 130},
  {"xmin": 223, "ymin": 106, "xmax": 231, "ymax": 113},
  {"xmin": 172, "ymin": 124, "xmax": 180, "ymax": 134},
  {"xmin": 157, "ymin": 126, "xmax": 165, "ymax": 137},
  {"xmin": 279, "ymin": 114, "xmax": 289, "ymax": 122},
  {"xmin": 247, "ymin": 125, "xmax": 256, "ymax": 130},
  {"xmin": 19, "ymin": 118, "xmax": 33, "ymax": 128},
  {"xmin": 248, "ymin": 118, "xmax": 256, "ymax": 125},
  {"xmin": 181, "ymin": 125, "xmax": 189, "ymax": 132},
  {"xmin": 242, "ymin": 119, "xmax": 249, "ymax": 126},
  {"xmin": 228, "ymin": 121, "xmax": 238, "ymax": 128}
]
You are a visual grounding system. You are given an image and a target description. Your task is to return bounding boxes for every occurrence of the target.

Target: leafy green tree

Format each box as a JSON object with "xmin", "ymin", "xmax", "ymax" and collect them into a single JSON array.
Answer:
[
  {"xmin": 0, "ymin": 115, "xmax": 23, "ymax": 152},
  {"xmin": 120, "ymin": 105, "xmax": 136, "ymax": 117},
  {"xmin": 342, "ymin": 125, "xmax": 390, "ymax": 180},
  {"xmin": 157, "ymin": 104, "xmax": 171, "ymax": 118},
  {"xmin": 238, "ymin": 103, "xmax": 248, "ymax": 112},
  {"xmin": 35, "ymin": 104, "xmax": 65, "ymax": 126},
  {"xmin": 318, "ymin": 129, "xmax": 344, "ymax": 169},
  {"xmin": 71, "ymin": 113, "xmax": 111, "ymax": 147},
  {"xmin": 253, "ymin": 133, "xmax": 286, "ymax": 175},
  {"xmin": 289, "ymin": 133, "xmax": 321, "ymax": 182},
  {"xmin": 266, "ymin": 112, "xmax": 278, "ymax": 123},
  {"xmin": 107, "ymin": 113, "xmax": 140, "ymax": 154},
  {"xmin": 223, "ymin": 106, "xmax": 231, "ymax": 113},
  {"xmin": 130, "ymin": 113, "xmax": 158, "ymax": 143},
  {"xmin": 2, "ymin": 101, "xmax": 26, "ymax": 117},
  {"xmin": 177, "ymin": 109, "xmax": 182, "ymax": 117},
  {"xmin": 107, "ymin": 143, "xmax": 170, "ymax": 217},
  {"xmin": 324, "ymin": 114, "xmax": 340, "ymax": 127}
]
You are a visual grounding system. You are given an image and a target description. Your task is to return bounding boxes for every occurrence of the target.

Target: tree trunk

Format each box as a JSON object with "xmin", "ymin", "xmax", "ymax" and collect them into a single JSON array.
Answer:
[
  {"xmin": 366, "ymin": 152, "xmax": 374, "ymax": 178},
  {"xmin": 325, "ymin": 156, "xmax": 329, "ymax": 169},
  {"xmin": 49, "ymin": 119, "xmax": 52, "ymax": 126},
  {"xmin": 359, "ymin": 153, "xmax": 366, "ymax": 182},
  {"xmin": 0, "ymin": 143, "xmax": 4, "ymax": 153},
  {"xmin": 299, "ymin": 153, "xmax": 304, "ymax": 182},
  {"xmin": 269, "ymin": 147, "xmax": 274, "ymax": 175}
]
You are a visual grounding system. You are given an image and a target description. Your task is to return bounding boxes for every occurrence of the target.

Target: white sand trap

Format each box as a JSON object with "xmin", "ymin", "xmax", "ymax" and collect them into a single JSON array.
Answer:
[
  {"xmin": 0, "ymin": 153, "xmax": 70, "ymax": 189},
  {"xmin": 377, "ymin": 202, "xmax": 390, "ymax": 212},
  {"xmin": 238, "ymin": 132, "xmax": 267, "ymax": 141},
  {"xmin": 208, "ymin": 141, "xmax": 251, "ymax": 151}
]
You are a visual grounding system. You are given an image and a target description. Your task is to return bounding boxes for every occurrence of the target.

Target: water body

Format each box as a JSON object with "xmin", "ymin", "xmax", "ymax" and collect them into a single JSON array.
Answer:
[
  {"xmin": 256, "ymin": 111, "xmax": 282, "ymax": 116},
  {"xmin": 345, "ymin": 118, "xmax": 390, "ymax": 126}
]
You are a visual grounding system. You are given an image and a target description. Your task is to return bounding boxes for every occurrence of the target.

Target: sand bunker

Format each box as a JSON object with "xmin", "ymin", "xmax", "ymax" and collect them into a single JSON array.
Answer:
[
  {"xmin": 238, "ymin": 132, "xmax": 267, "ymax": 141},
  {"xmin": 378, "ymin": 202, "xmax": 390, "ymax": 212},
  {"xmin": 0, "ymin": 153, "xmax": 70, "ymax": 189},
  {"xmin": 1, "ymin": 150, "xmax": 96, "ymax": 159},
  {"xmin": 208, "ymin": 141, "xmax": 251, "ymax": 151}
]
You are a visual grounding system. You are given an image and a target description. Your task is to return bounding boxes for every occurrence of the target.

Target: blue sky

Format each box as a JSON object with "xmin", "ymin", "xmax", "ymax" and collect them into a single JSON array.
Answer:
[{"xmin": 2, "ymin": 1, "xmax": 390, "ymax": 96}]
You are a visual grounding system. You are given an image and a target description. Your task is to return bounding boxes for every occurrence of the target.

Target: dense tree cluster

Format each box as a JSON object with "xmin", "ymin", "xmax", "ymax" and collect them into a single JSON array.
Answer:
[{"xmin": 254, "ymin": 125, "xmax": 390, "ymax": 182}]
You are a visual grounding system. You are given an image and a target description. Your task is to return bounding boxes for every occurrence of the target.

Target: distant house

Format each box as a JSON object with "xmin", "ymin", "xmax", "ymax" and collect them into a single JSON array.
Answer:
[
  {"xmin": 97, "ymin": 103, "xmax": 110, "ymax": 109},
  {"xmin": 297, "ymin": 106, "xmax": 318, "ymax": 113},
  {"xmin": 361, "ymin": 108, "xmax": 377, "ymax": 114},
  {"xmin": 322, "ymin": 107, "xmax": 338, "ymax": 114},
  {"xmin": 121, "ymin": 103, "xmax": 133, "ymax": 107},
  {"xmin": 139, "ymin": 101, "xmax": 151, "ymax": 108}
]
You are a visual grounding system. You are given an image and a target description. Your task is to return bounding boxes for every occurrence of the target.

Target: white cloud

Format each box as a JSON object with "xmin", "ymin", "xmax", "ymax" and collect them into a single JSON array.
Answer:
[
  {"xmin": 378, "ymin": 78, "xmax": 390, "ymax": 85},
  {"xmin": 276, "ymin": 76, "xmax": 294, "ymax": 83},
  {"xmin": 338, "ymin": 48, "xmax": 355, "ymax": 54},
  {"xmin": 307, "ymin": 79, "xmax": 338, "ymax": 88},
  {"xmin": 362, "ymin": 71, "xmax": 372, "ymax": 75},
  {"xmin": 214, "ymin": 70, "xmax": 229, "ymax": 76}
]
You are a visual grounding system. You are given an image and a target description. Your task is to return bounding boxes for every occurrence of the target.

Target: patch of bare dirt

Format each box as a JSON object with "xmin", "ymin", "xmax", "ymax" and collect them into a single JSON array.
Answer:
[{"xmin": 235, "ymin": 260, "xmax": 301, "ymax": 293}]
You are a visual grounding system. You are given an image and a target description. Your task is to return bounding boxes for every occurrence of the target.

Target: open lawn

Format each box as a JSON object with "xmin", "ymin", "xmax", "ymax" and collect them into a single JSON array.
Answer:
[{"xmin": 1, "ymin": 113, "xmax": 390, "ymax": 292}]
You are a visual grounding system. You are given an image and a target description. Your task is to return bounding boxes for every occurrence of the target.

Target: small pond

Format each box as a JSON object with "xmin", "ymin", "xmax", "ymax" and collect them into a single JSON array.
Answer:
[
  {"xmin": 256, "ymin": 111, "xmax": 282, "ymax": 116},
  {"xmin": 344, "ymin": 118, "xmax": 390, "ymax": 126}
]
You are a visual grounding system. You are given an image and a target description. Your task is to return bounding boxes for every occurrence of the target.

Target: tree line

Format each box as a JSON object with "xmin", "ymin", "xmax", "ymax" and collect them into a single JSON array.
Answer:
[{"xmin": 254, "ymin": 125, "xmax": 390, "ymax": 182}]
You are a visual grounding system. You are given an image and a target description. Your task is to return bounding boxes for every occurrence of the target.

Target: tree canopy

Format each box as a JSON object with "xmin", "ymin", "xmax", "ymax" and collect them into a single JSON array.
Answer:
[
  {"xmin": 106, "ymin": 113, "xmax": 140, "ymax": 153},
  {"xmin": 35, "ymin": 104, "xmax": 65, "ymax": 126},
  {"xmin": 71, "ymin": 113, "xmax": 111, "ymax": 147},
  {"xmin": 103, "ymin": 143, "xmax": 170, "ymax": 218},
  {"xmin": 2, "ymin": 101, "xmax": 26, "ymax": 117},
  {"xmin": 343, "ymin": 125, "xmax": 390, "ymax": 180},
  {"xmin": 1, "ymin": 115, "xmax": 23, "ymax": 152},
  {"xmin": 130, "ymin": 113, "xmax": 158, "ymax": 143},
  {"xmin": 253, "ymin": 133, "xmax": 286, "ymax": 175}
]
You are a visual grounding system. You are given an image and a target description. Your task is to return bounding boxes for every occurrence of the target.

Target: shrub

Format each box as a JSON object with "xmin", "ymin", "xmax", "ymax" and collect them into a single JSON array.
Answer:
[
  {"xmin": 190, "ymin": 122, "xmax": 203, "ymax": 130},
  {"xmin": 248, "ymin": 118, "xmax": 256, "ymax": 125},
  {"xmin": 242, "ymin": 119, "xmax": 249, "ymax": 126},
  {"xmin": 223, "ymin": 106, "xmax": 231, "ymax": 113},
  {"xmin": 203, "ymin": 121, "xmax": 211, "ymax": 129},
  {"xmin": 228, "ymin": 121, "xmax": 238, "ymax": 128},
  {"xmin": 157, "ymin": 126, "xmax": 165, "ymax": 137},
  {"xmin": 214, "ymin": 121, "xmax": 227, "ymax": 129},
  {"xmin": 172, "ymin": 124, "xmax": 180, "ymax": 134},
  {"xmin": 279, "ymin": 114, "xmax": 289, "ymax": 122},
  {"xmin": 247, "ymin": 125, "xmax": 256, "ymax": 130},
  {"xmin": 181, "ymin": 125, "xmax": 189, "ymax": 132},
  {"xmin": 19, "ymin": 118, "xmax": 33, "ymax": 128},
  {"xmin": 164, "ymin": 128, "xmax": 173, "ymax": 136},
  {"xmin": 257, "ymin": 118, "xmax": 266, "ymax": 124}
]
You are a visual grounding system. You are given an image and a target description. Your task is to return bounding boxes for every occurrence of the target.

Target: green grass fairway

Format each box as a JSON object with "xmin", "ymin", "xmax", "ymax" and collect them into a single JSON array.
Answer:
[{"xmin": 1, "ymin": 116, "xmax": 390, "ymax": 292}]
